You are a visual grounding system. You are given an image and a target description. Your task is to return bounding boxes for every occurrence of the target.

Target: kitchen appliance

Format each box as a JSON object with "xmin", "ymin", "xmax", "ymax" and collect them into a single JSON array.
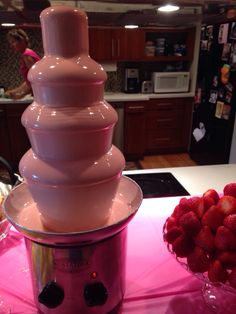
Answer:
[
  {"xmin": 190, "ymin": 23, "xmax": 236, "ymax": 165},
  {"xmin": 141, "ymin": 80, "xmax": 153, "ymax": 93},
  {"xmin": 125, "ymin": 172, "xmax": 190, "ymax": 198},
  {"xmin": 124, "ymin": 68, "xmax": 139, "ymax": 93},
  {"xmin": 3, "ymin": 6, "xmax": 142, "ymax": 314},
  {"xmin": 152, "ymin": 72, "xmax": 190, "ymax": 93}
]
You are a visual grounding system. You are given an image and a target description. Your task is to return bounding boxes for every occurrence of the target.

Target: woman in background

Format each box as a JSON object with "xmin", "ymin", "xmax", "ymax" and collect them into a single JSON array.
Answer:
[{"xmin": 5, "ymin": 28, "xmax": 40, "ymax": 99}]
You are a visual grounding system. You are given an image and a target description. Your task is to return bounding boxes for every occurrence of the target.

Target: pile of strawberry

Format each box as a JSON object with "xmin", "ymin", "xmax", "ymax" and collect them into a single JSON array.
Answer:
[{"xmin": 163, "ymin": 182, "xmax": 236, "ymax": 289}]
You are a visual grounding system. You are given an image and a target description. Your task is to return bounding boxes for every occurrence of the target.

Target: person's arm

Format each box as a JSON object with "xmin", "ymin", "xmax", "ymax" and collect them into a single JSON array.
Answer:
[
  {"xmin": 5, "ymin": 81, "xmax": 31, "ymax": 100},
  {"xmin": 5, "ymin": 54, "xmax": 37, "ymax": 99}
]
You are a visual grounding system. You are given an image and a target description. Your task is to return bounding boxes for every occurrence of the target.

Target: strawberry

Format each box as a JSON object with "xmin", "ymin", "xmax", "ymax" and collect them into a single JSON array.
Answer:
[
  {"xmin": 164, "ymin": 226, "xmax": 183, "ymax": 244},
  {"xmin": 217, "ymin": 195, "xmax": 236, "ymax": 216},
  {"xmin": 228, "ymin": 267, "xmax": 236, "ymax": 289},
  {"xmin": 203, "ymin": 195, "xmax": 215, "ymax": 211},
  {"xmin": 223, "ymin": 183, "xmax": 236, "ymax": 198},
  {"xmin": 188, "ymin": 196, "xmax": 205, "ymax": 219},
  {"xmin": 202, "ymin": 205, "xmax": 224, "ymax": 232},
  {"xmin": 208, "ymin": 260, "xmax": 228, "ymax": 283},
  {"xmin": 172, "ymin": 198, "xmax": 191, "ymax": 221},
  {"xmin": 165, "ymin": 216, "xmax": 178, "ymax": 231},
  {"xmin": 172, "ymin": 234, "xmax": 194, "ymax": 258},
  {"xmin": 218, "ymin": 251, "xmax": 236, "ymax": 269},
  {"xmin": 215, "ymin": 226, "xmax": 236, "ymax": 251},
  {"xmin": 179, "ymin": 211, "xmax": 201, "ymax": 236},
  {"xmin": 203, "ymin": 189, "xmax": 219, "ymax": 204},
  {"xmin": 194, "ymin": 226, "xmax": 215, "ymax": 252},
  {"xmin": 187, "ymin": 246, "xmax": 210, "ymax": 273},
  {"xmin": 223, "ymin": 214, "xmax": 236, "ymax": 234}
]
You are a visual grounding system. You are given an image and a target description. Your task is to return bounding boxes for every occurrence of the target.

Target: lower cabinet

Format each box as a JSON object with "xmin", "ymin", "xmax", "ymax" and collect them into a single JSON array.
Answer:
[
  {"xmin": 124, "ymin": 98, "xmax": 193, "ymax": 160},
  {"xmin": 0, "ymin": 103, "xmax": 30, "ymax": 170},
  {"xmin": 124, "ymin": 102, "xmax": 146, "ymax": 160}
]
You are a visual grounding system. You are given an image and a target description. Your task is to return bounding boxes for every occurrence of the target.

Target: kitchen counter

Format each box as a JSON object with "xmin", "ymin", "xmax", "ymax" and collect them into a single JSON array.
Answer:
[
  {"xmin": 1, "ymin": 164, "xmax": 236, "ymax": 314},
  {"xmin": 124, "ymin": 163, "xmax": 236, "ymax": 195},
  {"xmin": 0, "ymin": 91, "xmax": 194, "ymax": 105}
]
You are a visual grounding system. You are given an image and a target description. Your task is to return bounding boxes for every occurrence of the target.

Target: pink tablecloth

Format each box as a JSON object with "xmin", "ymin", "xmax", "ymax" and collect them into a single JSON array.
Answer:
[{"xmin": 0, "ymin": 197, "xmax": 213, "ymax": 314}]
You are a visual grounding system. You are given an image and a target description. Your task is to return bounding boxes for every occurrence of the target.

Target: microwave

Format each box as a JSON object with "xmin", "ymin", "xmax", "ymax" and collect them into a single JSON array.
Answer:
[{"xmin": 152, "ymin": 72, "xmax": 190, "ymax": 93}]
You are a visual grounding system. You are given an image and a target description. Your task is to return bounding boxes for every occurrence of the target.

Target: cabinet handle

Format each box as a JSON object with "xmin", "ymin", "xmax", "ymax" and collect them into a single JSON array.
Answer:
[
  {"xmin": 117, "ymin": 39, "xmax": 120, "ymax": 57},
  {"xmin": 157, "ymin": 118, "xmax": 172, "ymax": 123},
  {"xmin": 111, "ymin": 39, "xmax": 115, "ymax": 57},
  {"xmin": 128, "ymin": 106, "xmax": 145, "ymax": 110}
]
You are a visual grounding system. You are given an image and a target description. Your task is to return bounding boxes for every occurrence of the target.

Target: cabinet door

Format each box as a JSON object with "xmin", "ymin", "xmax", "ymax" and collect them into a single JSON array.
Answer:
[
  {"xmin": 89, "ymin": 28, "xmax": 113, "ymax": 61},
  {"xmin": 0, "ymin": 106, "xmax": 11, "ymax": 161},
  {"xmin": 6, "ymin": 103, "xmax": 30, "ymax": 168},
  {"xmin": 124, "ymin": 28, "xmax": 146, "ymax": 60},
  {"xmin": 89, "ymin": 28, "xmax": 126, "ymax": 61},
  {"xmin": 124, "ymin": 102, "xmax": 146, "ymax": 160},
  {"xmin": 145, "ymin": 98, "xmax": 193, "ymax": 153}
]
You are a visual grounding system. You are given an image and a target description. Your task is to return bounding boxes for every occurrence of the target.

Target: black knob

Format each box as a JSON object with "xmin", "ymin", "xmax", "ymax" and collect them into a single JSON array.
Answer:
[
  {"xmin": 84, "ymin": 282, "xmax": 108, "ymax": 307},
  {"xmin": 38, "ymin": 281, "xmax": 64, "ymax": 308}
]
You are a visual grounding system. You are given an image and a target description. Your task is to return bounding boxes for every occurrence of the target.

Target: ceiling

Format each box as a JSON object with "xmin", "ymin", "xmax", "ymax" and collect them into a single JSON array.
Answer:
[{"xmin": 0, "ymin": 0, "xmax": 236, "ymax": 27}]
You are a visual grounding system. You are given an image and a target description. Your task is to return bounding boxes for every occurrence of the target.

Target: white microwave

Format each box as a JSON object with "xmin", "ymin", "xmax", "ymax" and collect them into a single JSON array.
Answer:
[{"xmin": 152, "ymin": 72, "xmax": 190, "ymax": 93}]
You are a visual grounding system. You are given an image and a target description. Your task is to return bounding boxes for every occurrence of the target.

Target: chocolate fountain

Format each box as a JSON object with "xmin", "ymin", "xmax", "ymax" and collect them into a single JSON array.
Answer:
[{"xmin": 3, "ymin": 6, "xmax": 142, "ymax": 314}]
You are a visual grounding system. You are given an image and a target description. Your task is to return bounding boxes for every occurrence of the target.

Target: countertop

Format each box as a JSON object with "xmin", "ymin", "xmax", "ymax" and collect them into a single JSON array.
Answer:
[
  {"xmin": 0, "ymin": 91, "xmax": 194, "ymax": 105},
  {"xmin": 123, "ymin": 163, "xmax": 236, "ymax": 195}
]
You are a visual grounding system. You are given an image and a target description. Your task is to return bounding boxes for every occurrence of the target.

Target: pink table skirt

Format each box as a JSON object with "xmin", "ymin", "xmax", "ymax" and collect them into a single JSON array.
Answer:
[{"xmin": 0, "ymin": 197, "xmax": 215, "ymax": 313}]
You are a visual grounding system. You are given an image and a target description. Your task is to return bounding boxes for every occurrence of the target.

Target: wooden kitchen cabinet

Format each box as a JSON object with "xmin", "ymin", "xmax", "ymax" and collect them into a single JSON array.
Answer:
[
  {"xmin": 124, "ymin": 98, "xmax": 193, "ymax": 160},
  {"xmin": 124, "ymin": 101, "xmax": 146, "ymax": 160},
  {"xmin": 143, "ymin": 27, "xmax": 195, "ymax": 61},
  {"xmin": 0, "ymin": 103, "xmax": 30, "ymax": 170},
  {"xmin": 89, "ymin": 27, "xmax": 127, "ymax": 61},
  {"xmin": 145, "ymin": 98, "xmax": 193, "ymax": 154}
]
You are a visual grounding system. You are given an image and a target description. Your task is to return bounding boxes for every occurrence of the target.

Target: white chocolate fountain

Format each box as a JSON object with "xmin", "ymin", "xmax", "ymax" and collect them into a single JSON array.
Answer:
[
  {"xmin": 19, "ymin": 6, "xmax": 127, "ymax": 232},
  {"xmin": 3, "ymin": 6, "xmax": 143, "ymax": 313}
]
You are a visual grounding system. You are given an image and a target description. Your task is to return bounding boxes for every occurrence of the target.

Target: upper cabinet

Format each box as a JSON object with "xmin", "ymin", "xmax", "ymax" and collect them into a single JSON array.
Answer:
[
  {"xmin": 142, "ymin": 27, "xmax": 195, "ymax": 62},
  {"xmin": 89, "ymin": 27, "xmax": 195, "ymax": 62},
  {"xmin": 89, "ymin": 27, "xmax": 126, "ymax": 61}
]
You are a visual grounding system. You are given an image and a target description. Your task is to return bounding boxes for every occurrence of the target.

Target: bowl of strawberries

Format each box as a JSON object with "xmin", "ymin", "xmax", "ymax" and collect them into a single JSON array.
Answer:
[{"xmin": 163, "ymin": 183, "xmax": 236, "ymax": 313}]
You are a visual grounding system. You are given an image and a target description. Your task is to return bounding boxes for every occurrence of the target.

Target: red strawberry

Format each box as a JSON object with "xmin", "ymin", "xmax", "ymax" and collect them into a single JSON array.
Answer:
[
  {"xmin": 223, "ymin": 214, "xmax": 236, "ymax": 233},
  {"xmin": 172, "ymin": 234, "xmax": 194, "ymax": 258},
  {"xmin": 202, "ymin": 205, "xmax": 224, "ymax": 232},
  {"xmin": 165, "ymin": 216, "xmax": 178, "ymax": 231},
  {"xmin": 215, "ymin": 226, "xmax": 236, "ymax": 251},
  {"xmin": 188, "ymin": 196, "xmax": 205, "ymax": 219},
  {"xmin": 187, "ymin": 246, "xmax": 210, "ymax": 273},
  {"xmin": 223, "ymin": 183, "xmax": 236, "ymax": 198},
  {"xmin": 217, "ymin": 195, "xmax": 236, "ymax": 216},
  {"xmin": 179, "ymin": 211, "xmax": 201, "ymax": 236},
  {"xmin": 203, "ymin": 189, "xmax": 219, "ymax": 204},
  {"xmin": 208, "ymin": 260, "xmax": 228, "ymax": 283},
  {"xmin": 218, "ymin": 251, "xmax": 236, "ymax": 269},
  {"xmin": 164, "ymin": 226, "xmax": 183, "ymax": 244},
  {"xmin": 228, "ymin": 267, "xmax": 236, "ymax": 289},
  {"xmin": 194, "ymin": 226, "xmax": 215, "ymax": 252},
  {"xmin": 203, "ymin": 195, "xmax": 215, "ymax": 211},
  {"xmin": 172, "ymin": 198, "xmax": 191, "ymax": 221}
]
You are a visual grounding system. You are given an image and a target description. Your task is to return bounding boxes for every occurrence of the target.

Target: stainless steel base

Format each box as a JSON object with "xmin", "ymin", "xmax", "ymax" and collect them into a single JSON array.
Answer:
[{"xmin": 25, "ymin": 228, "xmax": 127, "ymax": 314}]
